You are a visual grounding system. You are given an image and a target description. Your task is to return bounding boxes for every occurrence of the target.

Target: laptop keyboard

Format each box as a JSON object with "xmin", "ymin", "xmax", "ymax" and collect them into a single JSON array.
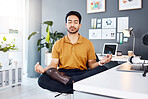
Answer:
[{"xmin": 131, "ymin": 65, "xmax": 144, "ymax": 70}]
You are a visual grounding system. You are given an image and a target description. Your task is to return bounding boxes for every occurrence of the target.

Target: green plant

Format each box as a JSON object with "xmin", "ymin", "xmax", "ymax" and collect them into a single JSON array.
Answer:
[
  {"xmin": 28, "ymin": 21, "xmax": 64, "ymax": 52},
  {"xmin": 0, "ymin": 37, "xmax": 18, "ymax": 52}
]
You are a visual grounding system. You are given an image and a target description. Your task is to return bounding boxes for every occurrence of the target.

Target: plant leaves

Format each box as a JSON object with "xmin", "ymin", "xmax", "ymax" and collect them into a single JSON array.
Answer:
[
  {"xmin": 38, "ymin": 47, "xmax": 41, "ymax": 52},
  {"xmin": 13, "ymin": 44, "xmax": 15, "ymax": 47},
  {"xmin": 57, "ymin": 35, "xmax": 64, "ymax": 39},
  {"xmin": 54, "ymin": 31, "xmax": 57, "ymax": 35},
  {"xmin": 56, "ymin": 33, "xmax": 64, "ymax": 39},
  {"xmin": 2, "ymin": 47, "xmax": 8, "ymax": 52},
  {"xmin": 37, "ymin": 38, "xmax": 44, "ymax": 46},
  {"xmin": 45, "ymin": 42, "xmax": 50, "ymax": 48},
  {"xmin": 28, "ymin": 32, "xmax": 37, "ymax": 40},
  {"xmin": 48, "ymin": 43, "xmax": 53, "ymax": 52},
  {"xmin": 46, "ymin": 25, "xmax": 49, "ymax": 33},
  {"xmin": 40, "ymin": 44, "xmax": 44, "ymax": 48},
  {"xmin": 27, "ymin": 20, "xmax": 64, "ymax": 53},
  {"xmin": 46, "ymin": 32, "xmax": 50, "ymax": 43},
  {"xmin": 43, "ymin": 21, "xmax": 53, "ymax": 26},
  {"xmin": 50, "ymin": 33, "xmax": 54, "ymax": 39},
  {"xmin": 3, "ymin": 37, "xmax": 7, "ymax": 41},
  {"xmin": 57, "ymin": 33, "xmax": 64, "ymax": 36},
  {"xmin": 54, "ymin": 31, "xmax": 57, "ymax": 37},
  {"xmin": 38, "ymin": 44, "xmax": 44, "ymax": 52},
  {"xmin": 46, "ymin": 25, "xmax": 50, "ymax": 43}
]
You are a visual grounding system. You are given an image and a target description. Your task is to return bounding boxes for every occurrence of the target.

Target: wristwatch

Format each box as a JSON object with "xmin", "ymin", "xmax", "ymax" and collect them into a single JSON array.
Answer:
[{"xmin": 98, "ymin": 61, "xmax": 104, "ymax": 66}]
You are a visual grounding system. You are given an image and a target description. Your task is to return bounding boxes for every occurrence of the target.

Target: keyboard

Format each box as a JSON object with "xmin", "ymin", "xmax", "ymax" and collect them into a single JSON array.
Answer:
[{"xmin": 131, "ymin": 65, "xmax": 144, "ymax": 71}]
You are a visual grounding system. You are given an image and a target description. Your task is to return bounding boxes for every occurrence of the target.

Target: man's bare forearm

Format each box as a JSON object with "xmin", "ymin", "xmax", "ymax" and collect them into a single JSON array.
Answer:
[
  {"xmin": 89, "ymin": 62, "xmax": 100, "ymax": 69},
  {"xmin": 44, "ymin": 63, "xmax": 58, "ymax": 73},
  {"xmin": 44, "ymin": 58, "xmax": 59, "ymax": 73}
]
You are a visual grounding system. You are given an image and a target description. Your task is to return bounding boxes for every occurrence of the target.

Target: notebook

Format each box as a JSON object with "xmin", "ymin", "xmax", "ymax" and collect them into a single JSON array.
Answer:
[{"xmin": 102, "ymin": 43, "xmax": 118, "ymax": 56}]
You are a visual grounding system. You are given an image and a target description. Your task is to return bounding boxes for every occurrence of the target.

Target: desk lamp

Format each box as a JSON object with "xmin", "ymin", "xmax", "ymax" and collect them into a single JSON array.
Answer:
[
  {"xmin": 123, "ymin": 27, "xmax": 135, "ymax": 54},
  {"xmin": 129, "ymin": 33, "xmax": 148, "ymax": 77}
]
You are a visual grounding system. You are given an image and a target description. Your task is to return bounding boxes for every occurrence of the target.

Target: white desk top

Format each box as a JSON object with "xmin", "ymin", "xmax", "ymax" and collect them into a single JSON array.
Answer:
[
  {"xmin": 74, "ymin": 63, "xmax": 148, "ymax": 99},
  {"xmin": 97, "ymin": 54, "xmax": 129, "ymax": 62}
]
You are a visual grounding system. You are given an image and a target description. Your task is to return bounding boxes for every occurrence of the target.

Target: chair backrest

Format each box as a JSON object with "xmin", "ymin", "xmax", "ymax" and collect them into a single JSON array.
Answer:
[{"xmin": 95, "ymin": 53, "xmax": 99, "ymax": 62}]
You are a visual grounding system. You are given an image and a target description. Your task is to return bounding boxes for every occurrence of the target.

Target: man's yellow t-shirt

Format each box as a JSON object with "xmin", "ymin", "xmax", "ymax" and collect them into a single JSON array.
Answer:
[{"xmin": 51, "ymin": 34, "xmax": 96, "ymax": 70}]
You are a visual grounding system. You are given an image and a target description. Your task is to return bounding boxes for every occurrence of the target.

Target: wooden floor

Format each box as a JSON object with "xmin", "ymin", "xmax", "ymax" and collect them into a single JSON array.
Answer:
[{"xmin": 0, "ymin": 76, "xmax": 72, "ymax": 99}]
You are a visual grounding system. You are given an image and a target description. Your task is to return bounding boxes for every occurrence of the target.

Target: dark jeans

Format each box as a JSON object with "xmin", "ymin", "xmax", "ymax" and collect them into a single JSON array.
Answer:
[{"xmin": 38, "ymin": 66, "xmax": 107, "ymax": 94}]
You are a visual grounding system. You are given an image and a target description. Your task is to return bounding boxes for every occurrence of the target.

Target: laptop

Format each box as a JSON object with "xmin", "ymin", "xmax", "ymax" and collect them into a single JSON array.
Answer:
[
  {"xmin": 116, "ymin": 62, "xmax": 145, "ymax": 72},
  {"xmin": 102, "ymin": 43, "xmax": 118, "ymax": 56}
]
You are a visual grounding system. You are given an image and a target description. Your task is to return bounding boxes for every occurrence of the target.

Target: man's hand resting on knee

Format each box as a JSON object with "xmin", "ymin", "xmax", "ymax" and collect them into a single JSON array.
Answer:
[
  {"xmin": 87, "ymin": 54, "xmax": 112, "ymax": 69},
  {"xmin": 35, "ymin": 62, "xmax": 45, "ymax": 73},
  {"xmin": 35, "ymin": 58, "xmax": 59, "ymax": 74},
  {"xmin": 100, "ymin": 54, "xmax": 112, "ymax": 65},
  {"xmin": 34, "ymin": 61, "xmax": 72, "ymax": 85}
]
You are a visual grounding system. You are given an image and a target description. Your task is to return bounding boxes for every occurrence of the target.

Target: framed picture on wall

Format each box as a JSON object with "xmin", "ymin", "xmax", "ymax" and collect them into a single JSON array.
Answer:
[
  {"xmin": 87, "ymin": 0, "xmax": 105, "ymax": 14},
  {"xmin": 119, "ymin": 0, "xmax": 142, "ymax": 11}
]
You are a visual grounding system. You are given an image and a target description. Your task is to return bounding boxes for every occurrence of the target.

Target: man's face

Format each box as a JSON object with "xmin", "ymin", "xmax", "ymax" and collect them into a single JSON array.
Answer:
[{"xmin": 65, "ymin": 15, "xmax": 81, "ymax": 34}]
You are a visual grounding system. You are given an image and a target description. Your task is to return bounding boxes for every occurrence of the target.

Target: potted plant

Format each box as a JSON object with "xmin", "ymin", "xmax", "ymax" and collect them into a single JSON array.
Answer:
[
  {"xmin": 0, "ymin": 37, "xmax": 18, "ymax": 68},
  {"xmin": 28, "ymin": 21, "xmax": 64, "ymax": 65},
  {"xmin": 0, "ymin": 37, "xmax": 17, "ymax": 52}
]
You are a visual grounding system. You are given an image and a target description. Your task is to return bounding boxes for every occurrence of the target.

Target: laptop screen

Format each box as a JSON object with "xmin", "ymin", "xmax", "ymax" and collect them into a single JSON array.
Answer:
[{"xmin": 102, "ymin": 43, "xmax": 118, "ymax": 56}]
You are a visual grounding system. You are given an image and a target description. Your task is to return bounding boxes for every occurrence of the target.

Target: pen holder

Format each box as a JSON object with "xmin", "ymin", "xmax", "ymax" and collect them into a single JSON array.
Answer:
[{"xmin": 117, "ymin": 51, "xmax": 122, "ymax": 56}]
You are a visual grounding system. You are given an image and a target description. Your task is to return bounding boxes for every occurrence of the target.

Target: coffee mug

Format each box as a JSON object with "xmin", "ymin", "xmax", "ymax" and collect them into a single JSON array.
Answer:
[{"xmin": 128, "ymin": 51, "xmax": 134, "ymax": 56}]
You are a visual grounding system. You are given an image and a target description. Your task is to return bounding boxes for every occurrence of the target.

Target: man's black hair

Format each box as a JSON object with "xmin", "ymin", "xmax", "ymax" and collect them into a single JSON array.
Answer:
[{"xmin": 65, "ymin": 11, "xmax": 82, "ymax": 24}]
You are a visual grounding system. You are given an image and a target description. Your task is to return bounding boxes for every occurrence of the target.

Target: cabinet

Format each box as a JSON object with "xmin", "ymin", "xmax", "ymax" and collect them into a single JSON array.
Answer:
[
  {"xmin": 5, "ymin": 70, "xmax": 9, "ymax": 86},
  {"xmin": 0, "ymin": 51, "xmax": 23, "ymax": 89},
  {"xmin": 18, "ymin": 68, "xmax": 22, "ymax": 83},
  {"xmin": 0, "ymin": 71, "xmax": 3, "ymax": 87},
  {"xmin": 0, "ymin": 67, "xmax": 22, "ymax": 89},
  {"xmin": 12, "ymin": 69, "xmax": 16, "ymax": 84}
]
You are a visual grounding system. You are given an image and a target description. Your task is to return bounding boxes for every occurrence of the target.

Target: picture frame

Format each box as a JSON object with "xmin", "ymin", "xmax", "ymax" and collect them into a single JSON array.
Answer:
[
  {"xmin": 119, "ymin": 0, "xmax": 142, "ymax": 11},
  {"xmin": 87, "ymin": 0, "xmax": 105, "ymax": 14}
]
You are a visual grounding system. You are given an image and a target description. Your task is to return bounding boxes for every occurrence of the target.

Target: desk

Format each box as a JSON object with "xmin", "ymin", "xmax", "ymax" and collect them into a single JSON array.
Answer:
[
  {"xmin": 97, "ymin": 54, "xmax": 129, "ymax": 62},
  {"xmin": 73, "ymin": 63, "xmax": 148, "ymax": 99}
]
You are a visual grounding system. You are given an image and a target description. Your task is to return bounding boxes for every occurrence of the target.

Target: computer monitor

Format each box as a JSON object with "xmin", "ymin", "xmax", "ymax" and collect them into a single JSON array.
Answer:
[
  {"xmin": 140, "ymin": 33, "xmax": 148, "ymax": 60},
  {"xmin": 102, "ymin": 43, "xmax": 118, "ymax": 56}
]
